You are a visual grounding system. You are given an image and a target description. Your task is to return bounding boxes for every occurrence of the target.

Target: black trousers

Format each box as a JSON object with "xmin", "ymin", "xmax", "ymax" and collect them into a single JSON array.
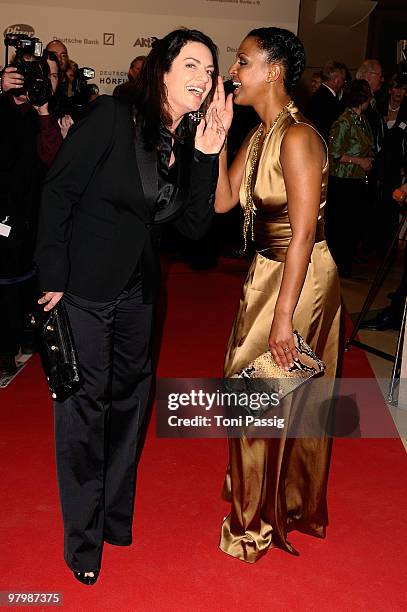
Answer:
[
  {"xmin": 0, "ymin": 276, "xmax": 38, "ymax": 357},
  {"xmin": 55, "ymin": 275, "xmax": 153, "ymax": 572},
  {"xmin": 0, "ymin": 283, "xmax": 23, "ymax": 357},
  {"xmin": 325, "ymin": 176, "xmax": 368, "ymax": 276}
]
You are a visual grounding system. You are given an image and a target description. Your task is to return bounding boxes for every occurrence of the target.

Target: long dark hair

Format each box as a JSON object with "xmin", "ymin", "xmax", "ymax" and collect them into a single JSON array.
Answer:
[
  {"xmin": 133, "ymin": 28, "xmax": 219, "ymax": 149},
  {"xmin": 247, "ymin": 27, "xmax": 305, "ymax": 94}
]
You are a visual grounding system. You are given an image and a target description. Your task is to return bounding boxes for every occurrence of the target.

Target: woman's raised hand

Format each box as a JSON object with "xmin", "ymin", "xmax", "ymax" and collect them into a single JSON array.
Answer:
[
  {"xmin": 194, "ymin": 107, "xmax": 226, "ymax": 155},
  {"xmin": 194, "ymin": 77, "xmax": 234, "ymax": 154},
  {"xmin": 208, "ymin": 76, "xmax": 234, "ymax": 133}
]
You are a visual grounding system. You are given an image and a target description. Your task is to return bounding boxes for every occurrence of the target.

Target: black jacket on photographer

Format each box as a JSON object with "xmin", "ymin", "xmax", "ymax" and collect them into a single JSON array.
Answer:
[{"xmin": 0, "ymin": 93, "xmax": 61, "ymax": 280}]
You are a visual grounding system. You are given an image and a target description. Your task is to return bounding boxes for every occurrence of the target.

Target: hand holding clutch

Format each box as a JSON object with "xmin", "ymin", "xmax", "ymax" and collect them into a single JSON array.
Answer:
[
  {"xmin": 231, "ymin": 330, "xmax": 325, "ymax": 402},
  {"xmin": 38, "ymin": 291, "xmax": 64, "ymax": 311},
  {"xmin": 33, "ymin": 301, "xmax": 83, "ymax": 402},
  {"xmin": 268, "ymin": 315, "xmax": 298, "ymax": 370}
]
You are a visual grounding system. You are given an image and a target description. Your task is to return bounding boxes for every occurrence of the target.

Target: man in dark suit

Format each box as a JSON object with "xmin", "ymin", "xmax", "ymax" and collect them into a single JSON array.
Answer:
[
  {"xmin": 113, "ymin": 55, "xmax": 146, "ymax": 103},
  {"xmin": 356, "ymin": 59, "xmax": 385, "ymax": 154},
  {"xmin": 356, "ymin": 59, "xmax": 386, "ymax": 252},
  {"xmin": 305, "ymin": 60, "xmax": 347, "ymax": 142},
  {"xmin": 0, "ymin": 54, "xmax": 64, "ymax": 375}
]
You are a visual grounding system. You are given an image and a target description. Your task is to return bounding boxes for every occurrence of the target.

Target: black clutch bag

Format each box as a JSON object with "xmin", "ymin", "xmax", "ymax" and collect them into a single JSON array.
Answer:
[{"xmin": 36, "ymin": 301, "xmax": 82, "ymax": 402}]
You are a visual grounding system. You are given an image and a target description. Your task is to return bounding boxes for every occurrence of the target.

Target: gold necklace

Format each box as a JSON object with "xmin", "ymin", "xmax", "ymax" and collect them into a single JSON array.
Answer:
[{"xmin": 242, "ymin": 100, "xmax": 292, "ymax": 252}]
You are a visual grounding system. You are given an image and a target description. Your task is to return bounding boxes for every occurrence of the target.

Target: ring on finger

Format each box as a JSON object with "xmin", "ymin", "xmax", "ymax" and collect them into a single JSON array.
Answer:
[{"xmin": 283, "ymin": 347, "xmax": 290, "ymax": 353}]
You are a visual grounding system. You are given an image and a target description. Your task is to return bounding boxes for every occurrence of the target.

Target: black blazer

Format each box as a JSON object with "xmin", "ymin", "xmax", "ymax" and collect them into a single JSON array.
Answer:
[
  {"xmin": 35, "ymin": 95, "xmax": 218, "ymax": 301},
  {"xmin": 305, "ymin": 84, "xmax": 343, "ymax": 143}
]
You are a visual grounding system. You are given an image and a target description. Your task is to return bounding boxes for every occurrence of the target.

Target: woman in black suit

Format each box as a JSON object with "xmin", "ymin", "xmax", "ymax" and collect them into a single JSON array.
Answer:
[{"xmin": 35, "ymin": 28, "xmax": 226, "ymax": 585}]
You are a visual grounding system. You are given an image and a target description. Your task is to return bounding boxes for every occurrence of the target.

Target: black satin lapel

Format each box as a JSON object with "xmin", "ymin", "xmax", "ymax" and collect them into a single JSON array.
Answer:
[{"xmin": 134, "ymin": 121, "xmax": 158, "ymax": 209}]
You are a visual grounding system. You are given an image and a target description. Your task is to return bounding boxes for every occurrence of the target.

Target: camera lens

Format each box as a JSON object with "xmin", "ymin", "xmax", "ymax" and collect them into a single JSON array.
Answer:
[{"xmin": 26, "ymin": 76, "xmax": 53, "ymax": 106}]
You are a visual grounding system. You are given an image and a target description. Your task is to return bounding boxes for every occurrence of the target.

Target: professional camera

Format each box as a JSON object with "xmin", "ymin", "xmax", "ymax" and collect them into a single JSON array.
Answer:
[
  {"xmin": 53, "ymin": 65, "xmax": 97, "ymax": 120},
  {"xmin": 4, "ymin": 33, "xmax": 52, "ymax": 106},
  {"xmin": 71, "ymin": 66, "xmax": 97, "ymax": 108},
  {"xmin": 72, "ymin": 67, "xmax": 95, "ymax": 98}
]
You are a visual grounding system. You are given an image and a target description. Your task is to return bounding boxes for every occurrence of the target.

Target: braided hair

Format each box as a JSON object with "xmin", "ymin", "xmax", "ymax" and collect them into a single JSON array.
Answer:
[{"xmin": 247, "ymin": 27, "xmax": 305, "ymax": 93}]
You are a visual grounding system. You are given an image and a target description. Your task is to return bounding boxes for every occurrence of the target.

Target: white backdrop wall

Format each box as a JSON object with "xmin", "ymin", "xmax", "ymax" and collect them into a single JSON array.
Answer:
[{"xmin": 0, "ymin": 1, "xmax": 300, "ymax": 94}]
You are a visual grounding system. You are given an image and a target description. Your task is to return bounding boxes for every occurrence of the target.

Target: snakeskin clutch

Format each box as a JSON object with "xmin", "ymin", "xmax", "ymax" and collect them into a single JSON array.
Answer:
[{"xmin": 231, "ymin": 330, "xmax": 325, "ymax": 400}]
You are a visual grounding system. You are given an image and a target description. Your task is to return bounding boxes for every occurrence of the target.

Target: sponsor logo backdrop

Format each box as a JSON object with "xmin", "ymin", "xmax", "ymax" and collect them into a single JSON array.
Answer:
[{"xmin": 0, "ymin": 1, "xmax": 300, "ymax": 94}]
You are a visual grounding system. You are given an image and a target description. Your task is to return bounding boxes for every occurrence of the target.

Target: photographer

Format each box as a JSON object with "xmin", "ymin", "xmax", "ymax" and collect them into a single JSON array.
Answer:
[
  {"xmin": 113, "ymin": 55, "xmax": 145, "ymax": 103},
  {"xmin": 49, "ymin": 63, "xmax": 98, "ymax": 121},
  {"xmin": 0, "ymin": 47, "xmax": 71, "ymax": 375},
  {"xmin": 65, "ymin": 59, "xmax": 78, "ymax": 97},
  {"xmin": 45, "ymin": 39, "xmax": 69, "ymax": 100},
  {"xmin": 356, "ymin": 60, "xmax": 386, "ymax": 255}
]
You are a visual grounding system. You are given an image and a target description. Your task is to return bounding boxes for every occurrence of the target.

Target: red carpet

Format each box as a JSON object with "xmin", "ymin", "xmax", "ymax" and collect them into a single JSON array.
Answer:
[{"xmin": 0, "ymin": 258, "xmax": 406, "ymax": 611}]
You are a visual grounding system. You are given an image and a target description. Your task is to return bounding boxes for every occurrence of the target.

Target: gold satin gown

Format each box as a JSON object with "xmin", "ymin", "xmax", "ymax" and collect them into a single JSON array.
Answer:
[{"xmin": 219, "ymin": 102, "xmax": 341, "ymax": 563}]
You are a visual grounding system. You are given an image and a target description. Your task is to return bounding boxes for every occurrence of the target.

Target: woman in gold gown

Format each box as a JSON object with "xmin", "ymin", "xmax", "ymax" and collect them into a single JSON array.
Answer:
[{"xmin": 213, "ymin": 27, "xmax": 341, "ymax": 563}]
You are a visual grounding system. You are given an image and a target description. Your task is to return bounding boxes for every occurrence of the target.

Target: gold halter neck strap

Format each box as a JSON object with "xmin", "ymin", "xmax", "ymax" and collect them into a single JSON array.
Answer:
[{"xmin": 242, "ymin": 100, "xmax": 294, "ymax": 252}]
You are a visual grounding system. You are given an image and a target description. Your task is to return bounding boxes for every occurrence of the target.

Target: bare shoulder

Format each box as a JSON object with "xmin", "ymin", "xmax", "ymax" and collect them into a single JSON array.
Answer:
[
  {"xmin": 281, "ymin": 122, "xmax": 325, "ymax": 165},
  {"xmin": 282, "ymin": 122, "xmax": 324, "ymax": 151}
]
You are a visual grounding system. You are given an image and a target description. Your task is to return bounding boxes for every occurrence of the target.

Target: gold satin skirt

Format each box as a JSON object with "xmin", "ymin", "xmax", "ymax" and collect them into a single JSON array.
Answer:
[{"xmin": 220, "ymin": 242, "xmax": 341, "ymax": 563}]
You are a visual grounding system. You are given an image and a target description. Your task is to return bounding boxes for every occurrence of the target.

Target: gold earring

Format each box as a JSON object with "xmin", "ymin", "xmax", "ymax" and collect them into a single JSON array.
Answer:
[{"xmin": 267, "ymin": 69, "xmax": 276, "ymax": 82}]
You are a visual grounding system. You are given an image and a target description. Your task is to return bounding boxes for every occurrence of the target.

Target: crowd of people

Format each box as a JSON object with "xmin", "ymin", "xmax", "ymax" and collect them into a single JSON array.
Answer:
[
  {"xmin": 0, "ymin": 39, "xmax": 71, "ymax": 376},
  {"xmin": 307, "ymin": 59, "xmax": 407, "ymax": 281},
  {"xmin": 1, "ymin": 36, "xmax": 406, "ymax": 377},
  {"xmin": 0, "ymin": 38, "xmax": 139, "ymax": 376},
  {"xmin": 305, "ymin": 57, "xmax": 407, "ymax": 329},
  {"xmin": 0, "ymin": 25, "xmax": 406, "ymax": 584}
]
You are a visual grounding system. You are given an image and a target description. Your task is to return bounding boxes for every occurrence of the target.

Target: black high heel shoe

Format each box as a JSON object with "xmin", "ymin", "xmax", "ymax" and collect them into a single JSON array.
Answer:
[{"xmin": 73, "ymin": 570, "xmax": 99, "ymax": 586}]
